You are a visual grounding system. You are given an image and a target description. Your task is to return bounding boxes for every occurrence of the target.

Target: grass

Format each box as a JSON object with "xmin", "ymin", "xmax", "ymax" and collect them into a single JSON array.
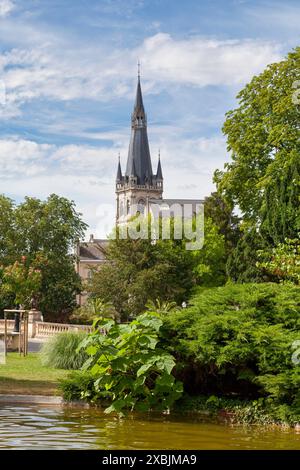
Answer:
[{"xmin": 0, "ymin": 353, "xmax": 70, "ymax": 396}]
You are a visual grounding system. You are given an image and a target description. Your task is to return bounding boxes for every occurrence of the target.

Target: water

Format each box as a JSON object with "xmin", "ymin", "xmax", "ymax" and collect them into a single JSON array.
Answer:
[{"xmin": 0, "ymin": 404, "xmax": 299, "ymax": 450}]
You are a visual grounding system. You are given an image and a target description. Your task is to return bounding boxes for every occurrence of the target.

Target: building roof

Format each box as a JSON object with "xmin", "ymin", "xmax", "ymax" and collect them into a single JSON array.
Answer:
[{"xmin": 78, "ymin": 238, "xmax": 109, "ymax": 261}]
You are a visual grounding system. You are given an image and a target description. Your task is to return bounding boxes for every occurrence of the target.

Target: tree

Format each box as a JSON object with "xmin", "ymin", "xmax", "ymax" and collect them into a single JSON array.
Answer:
[
  {"xmin": 257, "ymin": 237, "xmax": 300, "ymax": 285},
  {"xmin": 88, "ymin": 237, "xmax": 194, "ymax": 321},
  {"xmin": 226, "ymin": 228, "xmax": 269, "ymax": 283},
  {"xmin": 215, "ymin": 47, "xmax": 300, "ymax": 243},
  {"xmin": 0, "ymin": 194, "xmax": 87, "ymax": 321},
  {"xmin": 87, "ymin": 216, "xmax": 225, "ymax": 320},
  {"xmin": 0, "ymin": 195, "xmax": 17, "ymax": 265},
  {"xmin": 204, "ymin": 191, "xmax": 241, "ymax": 254},
  {"xmin": 192, "ymin": 217, "xmax": 226, "ymax": 286},
  {"xmin": 260, "ymin": 152, "xmax": 300, "ymax": 244},
  {"xmin": 1, "ymin": 257, "xmax": 42, "ymax": 308}
]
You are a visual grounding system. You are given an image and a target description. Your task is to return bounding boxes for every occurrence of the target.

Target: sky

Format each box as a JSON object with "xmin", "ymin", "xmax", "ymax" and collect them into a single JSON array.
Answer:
[{"xmin": 0, "ymin": 0, "xmax": 299, "ymax": 238}]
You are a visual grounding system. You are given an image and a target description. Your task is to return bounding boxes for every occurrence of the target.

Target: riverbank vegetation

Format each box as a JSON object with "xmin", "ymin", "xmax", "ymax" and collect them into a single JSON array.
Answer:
[{"xmin": 58, "ymin": 283, "xmax": 299, "ymax": 425}]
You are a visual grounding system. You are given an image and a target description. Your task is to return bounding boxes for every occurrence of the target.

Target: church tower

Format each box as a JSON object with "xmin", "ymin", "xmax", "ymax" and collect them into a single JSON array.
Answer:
[{"xmin": 116, "ymin": 74, "xmax": 163, "ymax": 223}]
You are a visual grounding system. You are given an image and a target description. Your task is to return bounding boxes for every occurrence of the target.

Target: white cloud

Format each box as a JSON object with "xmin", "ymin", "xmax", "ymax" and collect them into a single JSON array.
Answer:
[
  {"xmin": 0, "ymin": 138, "xmax": 122, "ymax": 179},
  {"xmin": 139, "ymin": 33, "xmax": 282, "ymax": 87},
  {"xmin": 0, "ymin": 32, "xmax": 282, "ymax": 118},
  {"xmin": 0, "ymin": 138, "xmax": 52, "ymax": 177},
  {"xmin": 0, "ymin": 132, "xmax": 228, "ymax": 238},
  {"xmin": 0, "ymin": 0, "xmax": 15, "ymax": 17}
]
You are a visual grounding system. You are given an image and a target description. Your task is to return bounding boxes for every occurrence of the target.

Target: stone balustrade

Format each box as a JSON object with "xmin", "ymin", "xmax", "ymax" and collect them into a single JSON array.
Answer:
[
  {"xmin": 35, "ymin": 321, "xmax": 93, "ymax": 338},
  {"xmin": 0, "ymin": 317, "xmax": 93, "ymax": 339},
  {"xmin": 0, "ymin": 320, "xmax": 15, "ymax": 332}
]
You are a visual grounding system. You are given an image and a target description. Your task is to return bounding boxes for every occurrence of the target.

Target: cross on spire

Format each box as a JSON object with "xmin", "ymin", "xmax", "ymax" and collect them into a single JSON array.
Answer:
[{"xmin": 137, "ymin": 60, "xmax": 141, "ymax": 79}]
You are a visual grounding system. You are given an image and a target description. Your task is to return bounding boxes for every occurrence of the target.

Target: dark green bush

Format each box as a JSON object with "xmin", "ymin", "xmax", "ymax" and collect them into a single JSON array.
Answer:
[
  {"xmin": 59, "ymin": 371, "xmax": 96, "ymax": 401},
  {"xmin": 165, "ymin": 283, "xmax": 300, "ymax": 422},
  {"xmin": 40, "ymin": 331, "xmax": 88, "ymax": 370}
]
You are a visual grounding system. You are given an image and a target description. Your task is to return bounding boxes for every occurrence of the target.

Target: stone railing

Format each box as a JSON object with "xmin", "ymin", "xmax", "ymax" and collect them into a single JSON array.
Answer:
[
  {"xmin": 35, "ymin": 321, "xmax": 93, "ymax": 338},
  {"xmin": 1, "ymin": 313, "xmax": 94, "ymax": 339},
  {"xmin": 0, "ymin": 319, "xmax": 15, "ymax": 332}
]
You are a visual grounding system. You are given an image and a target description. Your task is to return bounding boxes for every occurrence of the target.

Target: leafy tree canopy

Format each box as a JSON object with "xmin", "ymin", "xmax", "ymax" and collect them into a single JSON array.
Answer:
[
  {"xmin": 215, "ymin": 47, "xmax": 300, "ymax": 243},
  {"xmin": 87, "ymin": 216, "xmax": 225, "ymax": 321},
  {"xmin": 0, "ymin": 194, "xmax": 87, "ymax": 321}
]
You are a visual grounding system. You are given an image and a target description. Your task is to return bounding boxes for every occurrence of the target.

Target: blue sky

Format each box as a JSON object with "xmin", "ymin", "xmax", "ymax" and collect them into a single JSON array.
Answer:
[{"xmin": 0, "ymin": 0, "xmax": 299, "ymax": 237}]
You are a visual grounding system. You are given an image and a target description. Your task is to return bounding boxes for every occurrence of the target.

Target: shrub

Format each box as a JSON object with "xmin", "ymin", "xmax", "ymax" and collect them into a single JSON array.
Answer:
[
  {"xmin": 40, "ymin": 331, "xmax": 88, "ymax": 370},
  {"xmin": 165, "ymin": 283, "xmax": 300, "ymax": 422},
  {"xmin": 61, "ymin": 312, "xmax": 183, "ymax": 414},
  {"xmin": 257, "ymin": 237, "xmax": 300, "ymax": 285},
  {"xmin": 70, "ymin": 298, "xmax": 118, "ymax": 324},
  {"xmin": 58, "ymin": 371, "xmax": 96, "ymax": 401}
]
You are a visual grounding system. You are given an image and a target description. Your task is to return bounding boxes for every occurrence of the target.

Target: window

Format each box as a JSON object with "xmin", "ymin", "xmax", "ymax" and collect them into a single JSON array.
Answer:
[{"xmin": 137, "ymin": 198, "xmax": 145, "ymax": 214}]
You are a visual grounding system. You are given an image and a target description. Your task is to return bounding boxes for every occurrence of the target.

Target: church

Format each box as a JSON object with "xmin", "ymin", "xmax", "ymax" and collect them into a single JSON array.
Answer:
[
  {"xmin": 115, "ymin": 73, "xmax": 163, "ymax": 223},
  {"xmin": 75, "ymin": 74, "xmax": 202, "ymax": 305}
]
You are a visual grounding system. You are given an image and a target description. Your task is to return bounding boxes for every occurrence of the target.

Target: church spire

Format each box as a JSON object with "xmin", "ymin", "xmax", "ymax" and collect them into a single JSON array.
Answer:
[
  {"xmin": 156, "ymin": 151, "xmax": 163, "ymax": 181},
  {"xmin": 116, "ymin": 153, "xmax": 122, "ymax": 182},
  {"xmin": 125, "ymin": 75, "xmax": 153, "ymax": 185},
  {"xmin": 131, "ymin": 75, "xmax": 146, "ymax": 126},
  {"xmin": 133, "ymin": 60, "xmax": 144, "ymax": 120},
  {"xmin": 116, "ymin": 71, "xmax": 163, "ymax": 224}
]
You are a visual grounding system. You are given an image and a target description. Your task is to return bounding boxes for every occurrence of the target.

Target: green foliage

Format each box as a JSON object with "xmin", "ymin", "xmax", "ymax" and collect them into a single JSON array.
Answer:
[
  {"xmin": 165, "ymin": 283, "xmax": 300, "ymax": 420},
  {"xmin": 215, "ymin": 47, "xmax": 300, "ymax": 243},
  {"xmin": 260, "ymin": 151, "xmax": 300, "ymax": 244},
  {"xmin": 88, "ymin": 216, "xmax": 225, "ymax": 320},
  {"xmin": 88, "ymin": 237, "xmax": 195, "ymax": 320},
  {"xmin": 40, "ymin": 331, "xmax": 88, "ymax": 370},
  {"xmin": 257, "ymin": 237, "xmax": 300, "ymax": 285},
  {"xmin": 71, "ymin": 298, "xmax": 118, "ymax": 324},
  {"xmin": 145, "ymin": 299, "xmax": 178, "ymax": 315},
  {"xmin": 63, "ymin": 312, "xmax": 183, "ymax": 414},
  {"xmin": 0, "ymin": 195, "xmax": 16, "ymax": 265},
  {"xmin": 226, "ymin": 228, "xmax": 269, "ymax": 282},
  {"xmin": 1, "ymin": 257, "xmax": 42, "ymax": 308},
  {"xmin": 192, "ymin": 217, "xmax": 226, "ymax": 286},
  {"xmin": 0, "ymin": 194, "xmax": 87, "ymax": 320},
  {"xmin": 204, "ymin": 192, "xmax": 241, "ymax": 254},
  {"xmin": 176, "ymin": 395, "xmax": 276, "ymax": 425},
  {"xmin": 58, "ymin": 371, "xmax": 96, "ymax": 401}
]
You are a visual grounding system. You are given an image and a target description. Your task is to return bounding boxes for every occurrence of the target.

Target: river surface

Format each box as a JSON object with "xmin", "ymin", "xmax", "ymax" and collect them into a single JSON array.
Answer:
[{"xmin": 0, "ymin": 404, "xmax": 299, "ymax": 450}]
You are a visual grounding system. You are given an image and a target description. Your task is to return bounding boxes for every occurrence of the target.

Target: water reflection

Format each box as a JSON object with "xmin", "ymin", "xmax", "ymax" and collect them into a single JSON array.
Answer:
[{"xmin": 0, "ymin": 405, "xmax": 299, "ymax": 450}]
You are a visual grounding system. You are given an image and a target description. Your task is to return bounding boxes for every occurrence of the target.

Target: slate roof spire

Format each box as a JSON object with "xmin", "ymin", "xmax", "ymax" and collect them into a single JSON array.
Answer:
[
  {"xmin": 116, "ymin": 153, "xmax": 123, "ymax": 182},
  {"xmin": 125, "ymin": 74, "xmax": 153, "ymax": 185},
  {"xmin": 156, "ymin": 151, "xmax": 163, "ymax": 180}
]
